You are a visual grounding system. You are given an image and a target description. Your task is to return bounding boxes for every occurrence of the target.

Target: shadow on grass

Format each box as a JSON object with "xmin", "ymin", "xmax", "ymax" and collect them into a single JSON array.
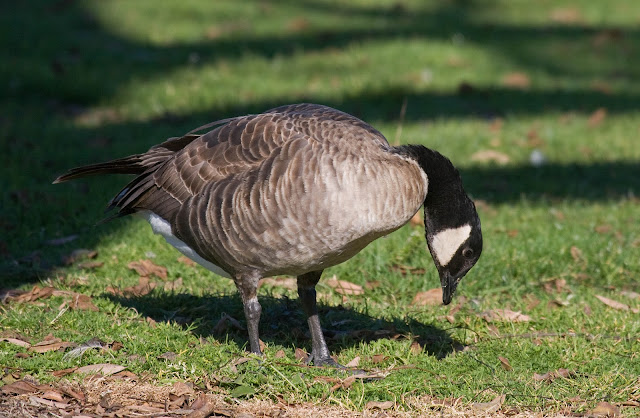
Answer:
[
  {"xmin": 2, "ymin": 0, "xmax": 639, "ymax": 289},
  {"xmin": 105, "ymin": 291, "xmax": 458, "ymax": 360}
]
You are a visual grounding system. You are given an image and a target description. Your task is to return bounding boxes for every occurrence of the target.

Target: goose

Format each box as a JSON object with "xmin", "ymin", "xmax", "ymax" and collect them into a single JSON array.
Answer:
[{"xmin": 54, "ymin": 103, "xmax": 482, "ymax": 367}]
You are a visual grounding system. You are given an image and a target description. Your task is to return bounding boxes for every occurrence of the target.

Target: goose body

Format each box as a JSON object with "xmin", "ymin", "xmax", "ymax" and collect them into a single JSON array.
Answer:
[{"xmin": 55, "ymin": 104, "xmax": 482, "ymax": 366}]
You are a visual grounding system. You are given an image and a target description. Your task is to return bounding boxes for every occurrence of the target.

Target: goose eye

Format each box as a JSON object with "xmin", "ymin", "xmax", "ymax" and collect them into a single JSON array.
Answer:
[{"xmin": 462, "ymin": 248, "xmax": 474, "ymax": 258}]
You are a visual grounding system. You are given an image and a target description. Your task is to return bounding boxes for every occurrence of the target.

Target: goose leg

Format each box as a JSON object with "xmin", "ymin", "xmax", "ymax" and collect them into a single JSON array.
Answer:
[
  {"xmin": 297, "ymin": 271, "xmax": 342, "ymax": 367},
  {"xmin": 236, "ymin": 271, "xmax": 263, "ymax": 355}
]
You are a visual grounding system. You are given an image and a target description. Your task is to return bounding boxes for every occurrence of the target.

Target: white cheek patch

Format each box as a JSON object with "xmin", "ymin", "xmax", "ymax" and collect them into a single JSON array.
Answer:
[{"xmin": 430, "ymin": 224, "xmax": 471, "ymax": 266}]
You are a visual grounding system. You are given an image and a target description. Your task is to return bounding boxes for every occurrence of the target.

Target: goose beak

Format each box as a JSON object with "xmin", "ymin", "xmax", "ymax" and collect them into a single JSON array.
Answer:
[{"xmin": 440, "ymin": 271, "xmax": 460, "ymax": 305}]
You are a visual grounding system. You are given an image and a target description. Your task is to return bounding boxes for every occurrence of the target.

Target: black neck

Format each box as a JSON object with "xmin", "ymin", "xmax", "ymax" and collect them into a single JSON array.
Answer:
[{"xmin": 393, "ymin": 144, "xmax": 470, "ymax": 229}]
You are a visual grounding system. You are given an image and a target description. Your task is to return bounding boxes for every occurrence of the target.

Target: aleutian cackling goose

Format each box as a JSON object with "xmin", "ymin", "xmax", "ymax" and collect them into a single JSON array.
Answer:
[{"xmin": 54, "ymin": 103, "xmax": 482, "ymax": 366}]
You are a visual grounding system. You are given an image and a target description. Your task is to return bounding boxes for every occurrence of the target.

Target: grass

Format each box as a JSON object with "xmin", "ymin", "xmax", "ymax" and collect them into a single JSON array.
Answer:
[{"xmin": 1, "ymin": 0, "xmax": 640, "ymax": 415}]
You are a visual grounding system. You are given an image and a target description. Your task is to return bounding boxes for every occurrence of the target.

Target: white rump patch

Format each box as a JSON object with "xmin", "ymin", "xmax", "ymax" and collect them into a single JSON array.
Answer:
[
  {"xmin": 430, "ymin": 224, "xmax": 472, "ymax": 266},
  {"xmin": 139, "ymin": 210, "xmax": 231, "ymax": 278}
]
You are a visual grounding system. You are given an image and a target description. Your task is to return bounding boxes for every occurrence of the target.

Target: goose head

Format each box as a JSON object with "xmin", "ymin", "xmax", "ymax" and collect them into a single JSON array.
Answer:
[
  {"xmin": 397, "ymin": 145, "xmax": 483, "ymax": 305},
  {"xmin": 424, "ymin": 200, "xmax": 482, "ymax": 305}
]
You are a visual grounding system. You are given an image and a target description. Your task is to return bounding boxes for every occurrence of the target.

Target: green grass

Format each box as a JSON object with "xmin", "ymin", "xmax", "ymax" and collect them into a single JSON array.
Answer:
[{"xmin": 1, "ymin": 0, "xmax": 639, "ymax": 415}]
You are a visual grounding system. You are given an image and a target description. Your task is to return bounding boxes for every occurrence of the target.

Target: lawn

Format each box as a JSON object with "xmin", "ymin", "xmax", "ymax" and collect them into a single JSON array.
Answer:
[{"xmin": 1, "ymin": 0, "xmax": 639, "ymax": 416}]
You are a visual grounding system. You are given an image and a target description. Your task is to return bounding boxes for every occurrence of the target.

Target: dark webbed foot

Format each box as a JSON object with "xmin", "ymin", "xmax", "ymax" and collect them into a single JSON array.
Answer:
[{"xmin": 307, "ymin": 352, "xmax": 344, "ymax": 368}]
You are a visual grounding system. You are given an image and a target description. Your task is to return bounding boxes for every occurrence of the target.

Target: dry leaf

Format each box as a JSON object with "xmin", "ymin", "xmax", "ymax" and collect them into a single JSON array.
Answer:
[
  {"xmin": 52, "ymin": 367, "xmax": 78, "ymax": 377},
  {"xmin": 345, "ymin": 356, "xmax": 361, "ymax": 368},
  {"xmin": 365, "ymin": 280, "xmax": 381, "ymax": 290},
  {"xmin": 127, "ymin": 259, "xmax": 167, "ymax": 279},
  {"xmin": 63, "ymin": 249, "xmax": 97, "ymax": 265},
  {"xmin": 294, "ymin": 348, "xmax": 308, "ymax": 362},
  {"xmin": 28, "ymin": 337, "xmax": 75, "ymax": 353},
  {"xmin": 75, "ymin": 363, "xmax": 126, "ymax": 376},
  {"xmin": 177, "ymin": 255, "xmax": 196, "ymax": 267},
  {"xmin": 70, "ymin": 293, "xmax": 98, "ymax": 311},
  {"xmin": 570, "ymin": 246, "xmax": 584, "ymax": 262},
  {"xmin": 589, "ymin": 401, "xmax": 620, "ymax": 417},
  {"xmin": 479, "ymin": 309, "xmax": 531, "ymax": 323},
  {"xmin": 412, "ymin": 288, "xmax": 442, "ymax": 306},
  {"xmin": 14, "ymin": 286, "xmax": 55, "ymax": 303},
  {"xmin": 470, "ymin": 150, "xmax": 511, "ymax": 165},
  {"xmin": 409, "ymin": 212, "xmax": 423, "ymax": 227},
  {"xmin": 621, "ymin": 290, "xmax": 640, "ymax": 300},
  {"xmin": 473, "ymin": 394, "xmax": 505, "ymax": 414},
  {"xmin": 502, "ymin": 72, "xmax": 530, "ymax": 89},
  {"xmin": 164, "ymin": 277, "xmax": 183, "ymax": 292},
  {"xmin": 366, "ymin": 400, "xmax": 394, "ymax": 410},
  {"xmin": 77, "ymin": 261, "xmax": 104, "ymax": 270},
  {"xmin": 588, "ymin": 108, "xmax": 607, "ymax": 127},
  {"xmin": 157, "ymin": 352, "xmax": 177, "ymax": 361},
  {"xmin": 41, "ymin": 390, "xmax": 66, "ymax": 403},
  {"xmin": 1, "ymin": 337, "xmax": 31, "ymax": 348},
  {"xmin": 123, "ymin": 276, "xmax": 157, "ymax": 297},
  {"xmin": 326, "ymin": 276, "xmax": 364, "ymax": 295},
  {"xmin": 498, "ymin": 356, "xmax": 512, "ymax": 371},
  {"xmin": 595, "ymin": 224, "xmax": 613, "ymax": 234},
  {"xmin": 371, "ymin": 354, "xmax": 387, "ymax": 364},
  {"xmin": 550, "ymin": 7, "xmax": 582, "ymax": 23},
  {"xmin": 0, "ymin": 380, "xmax": 40, "ymax": 395},
  {"xmin": 595, "ymin": 295, "xmax": 629, "ymax": 311}
]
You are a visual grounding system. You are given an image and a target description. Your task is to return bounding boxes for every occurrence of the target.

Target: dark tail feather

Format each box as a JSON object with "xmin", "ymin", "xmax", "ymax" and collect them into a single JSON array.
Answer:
[{"xmin": 52, "ymin": 155, "xmax": 144, "ymax": 184}]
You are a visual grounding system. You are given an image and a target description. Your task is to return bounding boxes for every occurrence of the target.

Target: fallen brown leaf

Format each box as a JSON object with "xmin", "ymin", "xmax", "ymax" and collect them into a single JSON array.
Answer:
[
  {"xmin": 470, "ymin": 150, "xmax": 511, "ymax": 165},
  {"xmin": 550, "ymin": 7, "xmax": 582, "ymax": 23},
  {"xmin": 595, "ymin": 295, "xmax": 630, "ymax": 311},
  {"xmin": 1, "ymin": 337, "xmax": 31, "ymax": 348},
  {"xmin": 366, "ymin": 400, "xmax": 394, "ymax": 410},
  {"xmin": 570, "ymin": 246, "xmax": 584, "ymax": 263},
  {"xmin": 63, "ymin": 249, "xmax": 98, "ymax": 265},
  {"xmin": 123, "ymin": 276, "xmax": 157, "ymax": 297},
  {"xmin": 412, "ymin": 288, "xmax": 442, "ymax": 306},
  {"xmin": 128, "ymin": 259, "xmax": 167, "ymax": 279},
  {"xmin": 52, "ymin": 367, "xmax": 78, "ymax": 377},
  {"xmin": 502, "ymin": 72, "xmax": 530, "ymax": 89},
  {"xmin": 177, "ymin": 255, "xmax": 196, "ymax": 267},
  {"xmin": 294, "ymin": 348, "xmax": 308, "ymax": 362},
  {"xmin": 326, "ymin": 276, "xmax": 364, "ymax": 295},
  {"xmin": 157, "ymin": 352, "xmax": 178, "ymax": 361},
  {"xmin": 70, "ymin": 293, "xmax": 99, "ymax": 311},
  {"xmin": 345, "ymin": 356, "xmax": 360, "ymax": 368},
  {"xmin": 409, "ymin": 212, "xmax": 423, "ymax": 227},
  {"xmin": 588, "ymin": 108, "xmax": 607, "ymax": 127},
  {"xmin": 498, "ymin": 356, "xmax": 512, "ymax": 371},
  {"xmin": 164, "ymin": 277, "xmax": 183, "ymax": 292},
  {"xmin": 0, "ymin": 379, "xmax": 40, "ymax": 395},
  {"xmin": 41, "ymin": 390, "xmax": 66, "ymax": 403},
  {"xmin": 371, "ymin": 354, "xmax": 387, "ymax": 364},
  {"xmin": 76, "ymin": 261, "xmax": 104, "ymax": 270},
  {"xmin": 14, "ymin": 286, "xmax": 55, "ymax": 303},
  {"xmin": 479, "ymin": 309, "xmax": 531, "ymax": 323},
  {"xmin": 473, "ymin": 394, "xmax": 505, "ymax": 414},
  {"xmin": 76, "ymin": 363, "xmax": 126, "ymax": 376},
  {"xmin": 589, "ymin": 401, "xmax": 620, "ymax": 417},
  {"xmin": 28, "ymin": 336, "xmax": 75, "ymax": 353},
  {"xmin": 622, "ymin": 290, "xmax": 640, "ymax": 300}
]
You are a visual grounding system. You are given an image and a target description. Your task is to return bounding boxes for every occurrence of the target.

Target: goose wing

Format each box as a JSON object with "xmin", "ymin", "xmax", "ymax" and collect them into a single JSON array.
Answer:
[{"xmin": 114, "ymin": 104, "xmax": 390, "ymax": 220}]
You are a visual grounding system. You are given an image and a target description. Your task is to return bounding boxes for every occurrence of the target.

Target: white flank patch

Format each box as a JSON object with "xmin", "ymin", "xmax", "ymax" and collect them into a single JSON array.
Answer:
[
  {"xmin": 430, "ymin": 224, "xmax": 472, "ymax": 266},
  {"xmin": 139, "ymin": 210, "xmax": 231, "ymax": 278}
]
